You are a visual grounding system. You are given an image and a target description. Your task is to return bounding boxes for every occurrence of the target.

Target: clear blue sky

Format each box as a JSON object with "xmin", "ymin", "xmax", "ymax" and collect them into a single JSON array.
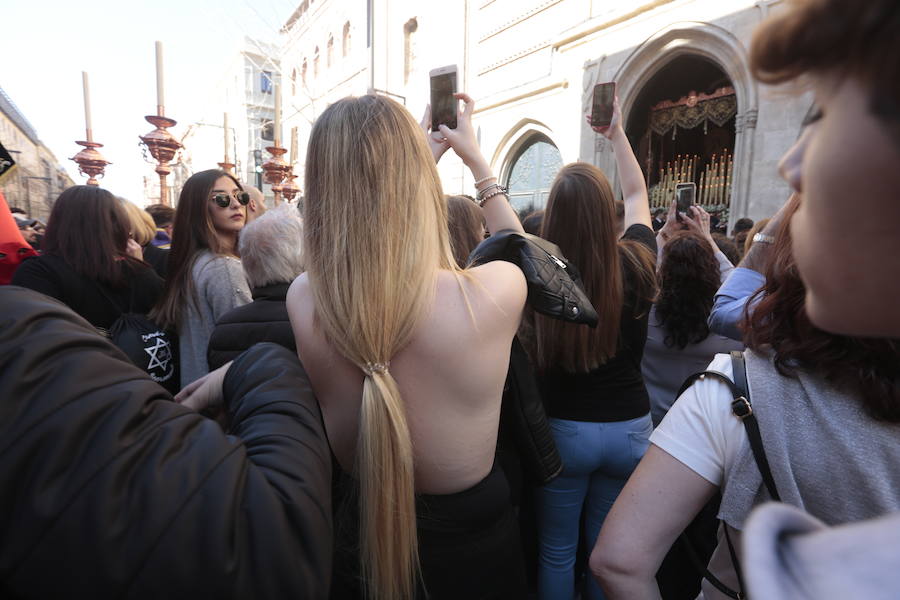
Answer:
[{"xmin": 2, "ymin": 0, "xmax": 296, "ymax": 202}]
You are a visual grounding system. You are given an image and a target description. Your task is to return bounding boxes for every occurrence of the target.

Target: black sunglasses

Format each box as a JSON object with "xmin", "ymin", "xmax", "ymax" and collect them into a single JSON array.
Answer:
[{"xmin": 211, "ymin": 191, "xmax": 251, "ymax": 208}]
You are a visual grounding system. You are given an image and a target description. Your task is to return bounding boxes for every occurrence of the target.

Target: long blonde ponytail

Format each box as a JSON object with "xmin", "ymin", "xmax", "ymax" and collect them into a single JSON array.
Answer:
[{"xmin": 304, "ymin": 94, "xmax": 459, "ymax": 599}]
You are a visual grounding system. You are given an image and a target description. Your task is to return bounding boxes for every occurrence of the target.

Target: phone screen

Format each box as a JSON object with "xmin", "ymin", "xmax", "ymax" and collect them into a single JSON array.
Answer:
[
  {"xmin": 430, "ymin": 71, "xmax": 458, "ymax": 130},
  {"xmin": 675, "ymin": 183, "xmax": 696, "ymax": 218},
  {"xmin": 591, "ymin": 82, "xmax": 615, "ymax": 128}
]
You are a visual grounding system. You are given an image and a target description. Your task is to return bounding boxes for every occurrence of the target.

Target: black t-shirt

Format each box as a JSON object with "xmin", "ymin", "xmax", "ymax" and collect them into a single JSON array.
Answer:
[
  {"xmin": 11, "ymin": 254, "xmax": 164, "ymax": 330},
  {"xmin": 538, "ymin": 223, "xmax": 657, "ymax": 422}
]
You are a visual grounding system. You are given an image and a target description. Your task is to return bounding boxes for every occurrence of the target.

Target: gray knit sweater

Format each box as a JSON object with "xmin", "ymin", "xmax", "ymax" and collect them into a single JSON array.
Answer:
[{"xmin": 179, "ymin": 251, "xmax": 251, "ymax": 387}]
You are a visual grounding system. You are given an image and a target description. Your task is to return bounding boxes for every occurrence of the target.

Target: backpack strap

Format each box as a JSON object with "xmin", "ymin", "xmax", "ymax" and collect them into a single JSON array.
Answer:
[
  {"xmin": 729, "ymin": 350, "xmax": 780, "ymax": 502},
  {"xmin": 675, "ymin": 351, "xmax": 781, "ymax": 600},
  {"xmin": 88, "ymin": 268, "xmax": 141, "ymax": 338}
]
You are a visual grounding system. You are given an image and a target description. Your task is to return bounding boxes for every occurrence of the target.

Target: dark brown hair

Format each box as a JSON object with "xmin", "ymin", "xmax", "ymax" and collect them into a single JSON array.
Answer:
[
  {"xmin": 711, "ymin": 233, "xmax": 739, "ymax": 266},
  {"xmin": 43, "ymin": 185, "xmax": 140, "ymax": 287},
  {"xmin": 751, "ymin": 0, "xmax": 900, "ymax": 120},
  {"xmin": 534, "ymin": 162, "xmax": 656, "ymax": 372},
  {"xmin": 446, "ymin": 195, "xmax": 483, "ymax": 268},
  {"xmin": 521, "ymin": 209, "xmax": 544, "ymax": 236},
  {"xmin": 152, "ymin": 169, "xmax": 243, "ymax": 329},
  {"xmin": 655, "ymin": 231, "xmax": 722, "ymax": 349},
  {"xmin": 743, "ymin": 196, "xmax": 900, "ymax": 422},
  {"xmin": 145, "ymin": 203, "xmax": 176, "ymax": 228}
]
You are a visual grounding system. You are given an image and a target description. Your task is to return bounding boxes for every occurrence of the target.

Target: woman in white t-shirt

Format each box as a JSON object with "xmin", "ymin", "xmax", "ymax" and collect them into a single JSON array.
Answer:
[{"xmin": 589, "ymin": 197, "xmax": 900, "ymax": 599}]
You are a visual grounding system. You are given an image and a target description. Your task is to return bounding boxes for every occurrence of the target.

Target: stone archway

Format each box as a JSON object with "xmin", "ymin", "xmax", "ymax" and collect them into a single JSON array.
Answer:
[
  {"xmin": 492, "ymin": 120, "xmax": 565, "ymax": 217},
  {"xmin": 597, "ymin": 22, "xmax": 758, "ymax": 228}
]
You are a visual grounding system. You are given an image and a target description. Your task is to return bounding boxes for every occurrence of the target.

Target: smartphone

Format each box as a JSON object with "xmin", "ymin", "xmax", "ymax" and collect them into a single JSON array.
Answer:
[
  {"xmin": 591, "ymin": 82, "xmax": 616, "ymax": 128},
  {"xmin": 675, "ymin": 182, "xmax": 697, "ymax": 221},
  {"xmin": 430, "ymin": 65, "xmax": 458, "ymax": 131}
]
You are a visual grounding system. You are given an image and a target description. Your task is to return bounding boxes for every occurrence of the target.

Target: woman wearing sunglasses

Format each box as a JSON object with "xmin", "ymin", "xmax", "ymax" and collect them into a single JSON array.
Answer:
[{"xmin": 152, "ymin": 169, "xmax": 252, "ymax": 388}]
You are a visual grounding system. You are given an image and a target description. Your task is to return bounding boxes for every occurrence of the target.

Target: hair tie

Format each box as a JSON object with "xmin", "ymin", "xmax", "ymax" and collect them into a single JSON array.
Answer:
[{"xmin": 362, "ymin": 361, "xmax": 390, "ymax": 377}]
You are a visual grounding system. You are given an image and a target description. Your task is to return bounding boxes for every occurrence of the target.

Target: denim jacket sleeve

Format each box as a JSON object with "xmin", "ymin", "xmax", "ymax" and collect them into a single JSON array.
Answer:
[{"xmin": 708, "ymin": 267, "xmax": 766, "ymax": 341}]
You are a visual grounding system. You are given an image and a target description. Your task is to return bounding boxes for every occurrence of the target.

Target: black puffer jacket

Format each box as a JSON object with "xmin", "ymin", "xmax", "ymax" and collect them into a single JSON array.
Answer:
[
  {"xmin": 0, "ymin": 286, "xmax": 332, "ymax": 599},
  {"xmin": 207, "ymin": 282, "xmax": 297, "ymax": 370}
]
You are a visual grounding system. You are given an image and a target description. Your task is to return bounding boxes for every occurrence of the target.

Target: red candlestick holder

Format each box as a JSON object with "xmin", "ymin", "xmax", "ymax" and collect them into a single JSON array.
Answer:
[
  {"xmin": 139, "ymin": 114, "xmax": 182, "ymax": 206},
  {"xmin": 281, "ymin": 168, "xmax": 300, "ymax": 203},
  {"xmin": 262, "ymin": 145, "xmax": 289, "ymax": 205},
  {"xmin": 70, "ymin": 140, "xmax": 111, "ymax": 186}
]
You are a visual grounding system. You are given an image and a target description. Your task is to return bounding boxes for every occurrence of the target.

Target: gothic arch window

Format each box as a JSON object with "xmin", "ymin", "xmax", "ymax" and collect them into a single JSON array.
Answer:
[
  {"xmin": 314, "ymin": 46, "xmax": 320, "ymax": 78},
  {"xmin": 610, "ymin": 22, "xmax": 758, "ymax": 227},
  {"xmin": 291, "ymin": 68, "xmax": 297, "ymax": 96},
  {"xmin": 403, "ymin": 18, "xmax": 418, "ymax": 85},
  {"xmin": 505, "ymin": 134, "xmax": 563, "ymax": 217},
  {"xmin": 343, "ymin": 22, "xmax": 351, "ymax": 57},
  {"xmin": 302, "ymin": 59, "xmax": 308, "ymax": 86},
  {"xmin": 327, "ymin": 35, "xmax": 334, "ymax": 67}
]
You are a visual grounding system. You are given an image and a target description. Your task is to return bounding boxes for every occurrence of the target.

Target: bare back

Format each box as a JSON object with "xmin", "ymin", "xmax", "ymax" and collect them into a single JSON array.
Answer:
[{"xmin": 286, "ymin": 261, "xmax": 526, "ymax": 494}]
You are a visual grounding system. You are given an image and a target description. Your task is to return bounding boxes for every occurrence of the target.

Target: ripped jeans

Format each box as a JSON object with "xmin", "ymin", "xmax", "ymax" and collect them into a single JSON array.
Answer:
[{"xmin": 536, "ymin": 414, "xmax": 653, "ymax": 600}]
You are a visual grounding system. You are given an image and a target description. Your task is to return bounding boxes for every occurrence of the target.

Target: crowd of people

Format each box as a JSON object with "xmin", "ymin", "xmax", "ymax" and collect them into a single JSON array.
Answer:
[{"xmin": 1, "ymin": 0, "xmax": 899, "ymax": 598}]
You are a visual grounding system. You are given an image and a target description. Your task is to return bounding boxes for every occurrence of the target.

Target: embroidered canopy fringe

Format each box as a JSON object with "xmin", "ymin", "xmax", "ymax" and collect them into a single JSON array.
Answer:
[{"xmin": 649, "ymin": 91, "xmax": 737, "ymax": 138}]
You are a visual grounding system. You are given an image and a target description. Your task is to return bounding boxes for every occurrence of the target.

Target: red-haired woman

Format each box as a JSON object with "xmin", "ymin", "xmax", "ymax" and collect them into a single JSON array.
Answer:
[{"xmin": 590, "ymin": 195, "xmax": 900, "ymax": 599}]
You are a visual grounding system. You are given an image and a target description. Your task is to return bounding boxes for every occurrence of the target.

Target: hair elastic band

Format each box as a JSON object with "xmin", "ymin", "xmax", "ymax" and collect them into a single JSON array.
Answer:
[{"xmin": 363, "ymin": 362, "xmax": 390, "ymax": 376}]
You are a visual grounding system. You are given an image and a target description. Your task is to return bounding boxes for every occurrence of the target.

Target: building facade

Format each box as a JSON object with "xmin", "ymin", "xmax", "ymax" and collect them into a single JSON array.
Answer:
[
  {"xmin": 0, "ymin": 87, "xmax": 76, "ymax": 222},
  {"xmin": 157, "ymin": 38, "xmax": 281, "ymax": 208},
  {"xmin": 280, "ymin": 0, "xmax": 805, "ymax": 228}
]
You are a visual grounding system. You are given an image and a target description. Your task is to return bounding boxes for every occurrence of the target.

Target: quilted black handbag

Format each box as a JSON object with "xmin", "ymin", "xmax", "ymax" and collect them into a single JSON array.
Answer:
[{"xmin": 468, "ymin": 229, "xmax": 599, "ymax": 327}]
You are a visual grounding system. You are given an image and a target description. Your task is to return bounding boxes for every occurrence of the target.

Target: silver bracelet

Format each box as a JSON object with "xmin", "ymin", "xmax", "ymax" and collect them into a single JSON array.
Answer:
[
  {"xmin": 478, "ymin": 187, "xmax": 509, "ymax": 207},
  {"xmin": 474, "ymin": 175, "xmax": 497, "ymax": 187},
  {"xmin": 476, "ymin": 183, "xmax": 503, "ymax": 202}
]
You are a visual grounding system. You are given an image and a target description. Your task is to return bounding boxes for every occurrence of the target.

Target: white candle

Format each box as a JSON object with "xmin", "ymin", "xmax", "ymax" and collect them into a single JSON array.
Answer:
[
  {"xmin": 82, "ymin": 71, "xmax": 93, "ymax": 142},
  {"xmin": 155, "ymin": 41, "xmax": 165, "ymax": 111},
  {"xmin": 274, "ymin": 83, "xmax": 281, "ymax": 147},
  {"xmin": 223, "ymin": 112, "xmax": 230, "ymax": 162},
  {"xmin": 290, "ymin": 127, "xmax": 298, "ymax": 165}
]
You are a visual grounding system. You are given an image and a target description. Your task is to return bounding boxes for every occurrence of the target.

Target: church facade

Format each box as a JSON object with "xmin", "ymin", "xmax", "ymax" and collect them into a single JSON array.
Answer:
[{"xmin": 281, "ymin": 0, "xmax": 806, "ymax": 228}]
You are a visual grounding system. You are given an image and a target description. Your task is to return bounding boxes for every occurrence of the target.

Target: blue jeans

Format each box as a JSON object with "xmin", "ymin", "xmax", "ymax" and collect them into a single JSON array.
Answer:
[{"xmin": 536, "ymin": 414, "xmax": 653, "ymax": 600}]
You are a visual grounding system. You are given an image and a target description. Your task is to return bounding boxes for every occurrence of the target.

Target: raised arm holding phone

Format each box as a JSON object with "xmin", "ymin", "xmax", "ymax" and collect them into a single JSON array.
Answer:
[
  {"xmin": 423, "ymin": 90, "xmax": 525, "ymax": 236},
  {"xmin": 586, "ymin": 96, "xmax": 653, "ymax": 231}
]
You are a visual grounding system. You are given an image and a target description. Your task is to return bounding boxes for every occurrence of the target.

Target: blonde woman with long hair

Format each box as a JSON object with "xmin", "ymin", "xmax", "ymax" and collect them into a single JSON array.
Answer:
[{"xmin": 286, "ymin": 93, "xmax": 528, "ymax": 599}]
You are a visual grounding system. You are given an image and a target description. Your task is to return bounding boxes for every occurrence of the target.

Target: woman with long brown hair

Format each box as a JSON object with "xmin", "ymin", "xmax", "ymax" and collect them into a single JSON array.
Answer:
[
  {"xmin": 531, "ymin": 99, "xmax": 657, "ymax": 600},
  {"xmin": 286, "ymin": 93, "xmax": 529, "ymax": 599},
  {"xmin": 12, "ymin": 185, "xmax": 163, "ymax": 330},
  {"xmin": 152, "ymin": 169, "xmax": 251, "ymax": 388}
]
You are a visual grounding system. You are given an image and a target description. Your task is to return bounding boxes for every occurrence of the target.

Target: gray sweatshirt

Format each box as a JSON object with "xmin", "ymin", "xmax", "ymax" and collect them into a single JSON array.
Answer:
[{"xmin": 179, "ymin": 251, "xmax": 251, "ymax": 387}]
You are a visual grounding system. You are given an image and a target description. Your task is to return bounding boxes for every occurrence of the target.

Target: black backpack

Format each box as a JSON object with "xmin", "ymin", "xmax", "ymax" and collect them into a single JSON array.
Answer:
[{"xmin": 94, "ymin": 282, "xmax": 180, "ymax": 395}]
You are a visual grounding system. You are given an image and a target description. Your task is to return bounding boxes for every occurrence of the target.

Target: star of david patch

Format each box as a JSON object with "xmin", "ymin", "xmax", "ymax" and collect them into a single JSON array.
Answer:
[{"xmin": 145, "ymin": 336, "xmax": 173, "ymax": 373}]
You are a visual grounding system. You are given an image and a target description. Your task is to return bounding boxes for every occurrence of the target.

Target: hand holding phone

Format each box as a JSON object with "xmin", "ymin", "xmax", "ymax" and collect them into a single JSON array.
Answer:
[
  {"xmin": 429, "ymin": 65, "xmax": 458, "ymax": 131},
  {"xmin": 591, "ymin": 82, "xmax": 616, "ymax": 128},
  {"xmin": 675, "ymin": 182, "xmax": 696, "ymax": 222}
]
